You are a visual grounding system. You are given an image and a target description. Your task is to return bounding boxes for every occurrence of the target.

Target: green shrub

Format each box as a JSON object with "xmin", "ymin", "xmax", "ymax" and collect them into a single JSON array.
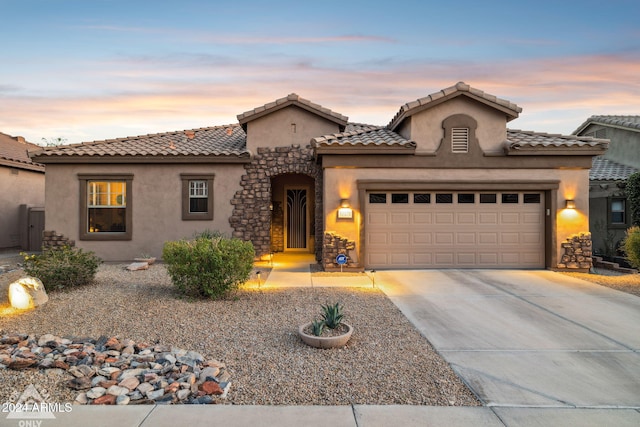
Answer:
[
  {"xmin": 21, "ymin": 246, "xmax": 102, "ymax": 291},
  {"xmin": 162, "ymin": 234, "xmax": 255, "ymax": 299},
  {"xmin": 622, "ymin": 226, "xmax": 640, "ymax": 269}
]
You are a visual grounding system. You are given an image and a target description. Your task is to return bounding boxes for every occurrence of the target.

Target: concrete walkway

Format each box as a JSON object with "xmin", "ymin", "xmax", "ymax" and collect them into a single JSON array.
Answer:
[{"xmin": 4, "ymin": 256, "xmax": 640, "ymax": 426}]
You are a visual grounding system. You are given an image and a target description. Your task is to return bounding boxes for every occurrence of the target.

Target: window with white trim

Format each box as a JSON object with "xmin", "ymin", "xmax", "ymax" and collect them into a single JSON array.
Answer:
[
  {"xmin": 181, "ymin": 174, "xmax": 214, "ymax": 220},
  {"xmin": 451, "ymin": 128, "xmax": 469, "ymax": 153}
]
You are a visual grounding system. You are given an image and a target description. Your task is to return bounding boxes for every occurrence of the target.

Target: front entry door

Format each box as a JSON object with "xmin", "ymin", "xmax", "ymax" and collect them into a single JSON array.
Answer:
[{"xmin": 285, "ymin": 188, "xmax": 308, "ymax": 251}]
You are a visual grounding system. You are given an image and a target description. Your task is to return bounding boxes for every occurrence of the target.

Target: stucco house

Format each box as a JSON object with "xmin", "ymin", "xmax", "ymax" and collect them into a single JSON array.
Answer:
[
  {"xmin": 31, "ymin": 82, "xmax": 608, "ymax": 269},
  {"xmin": 0, "ymin": 132, "xmax": 45, "ymax": 250},
  {"xmin": 573, "ymin": 116, "xmax": 640, "ymax": 257}
]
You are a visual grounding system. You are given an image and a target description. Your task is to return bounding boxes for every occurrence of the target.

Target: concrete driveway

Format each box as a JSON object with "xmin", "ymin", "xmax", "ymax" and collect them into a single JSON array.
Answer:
[{"xmin": 376, "ymin": 270, "xmax": 640, "ymax": 408}]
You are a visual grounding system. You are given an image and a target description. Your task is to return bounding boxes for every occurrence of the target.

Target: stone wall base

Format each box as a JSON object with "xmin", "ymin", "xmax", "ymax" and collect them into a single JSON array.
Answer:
[
  {"xmin": 556, "ymin": 233, "xmax": 592, "ymax": 271},
  {"xmin": 322, "ymin": 232, "xmax": 357, "ymax": 269},
  {"xmin": 42, "ymin": 230, "xmax": 75, "ymax": 249}
]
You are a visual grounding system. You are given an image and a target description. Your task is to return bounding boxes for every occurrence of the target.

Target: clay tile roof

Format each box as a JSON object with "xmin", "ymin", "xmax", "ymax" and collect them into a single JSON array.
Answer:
[
  {"xmin": 572, "ymin": 115, "xmax": 640, "ymax": 135},
  {"xmin": 312, "ymin": 124, "xmax": 416, "ymax": 151},
  {"xmin": 237, "ymin": 93, "xmax": 348, "ymax": 130},
  {"xmin": 590, "ymin": 157, "xmax": 639, "ymax": 181},
  {"xmin": 0, "ymin": 132, "xmax": 45, "ymax": 172},
  {"xmin": 31, "ymin": 125, "xmax": 249, "ymax": 163},
  {"xmin": 504, "ymin": 129, "xmax": 609, "ymax": 154},
  {"xmin": 388, "ymin": 82, "xmax": 522, "ymax": 130}
]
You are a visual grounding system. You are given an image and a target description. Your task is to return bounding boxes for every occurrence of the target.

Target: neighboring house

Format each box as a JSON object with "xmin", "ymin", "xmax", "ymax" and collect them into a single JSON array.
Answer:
[
  {"xmin": 0, "ymin": 132, "xmax": 45, "ymax": 250},
  {"xmin": 31, "ymin": 82, "xmax": 607, "ymax": 269},
  {"xmin": 573, "ymin": 116, "xmax": 640, "ymax": 257}
]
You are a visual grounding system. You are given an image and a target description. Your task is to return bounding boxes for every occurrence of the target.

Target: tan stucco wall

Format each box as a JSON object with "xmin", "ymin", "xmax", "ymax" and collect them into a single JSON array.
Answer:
[
  {"xmin": 398, "ymin": 97, "xmax": 508, "ymax": 154},
  {"xmin": 245, "ymin": 106, "xmax": 341, "ymax": 153},
  {"xmin": 44, "ymin": 163, "xmax": 244, "ymax": 261},
  {"xmin": 323, "ymin": 167, "xmax": 590, "ymax": 267},
  {"xmin": 0, "ymin": 166, "xmax": 45, "ymax": 248}
]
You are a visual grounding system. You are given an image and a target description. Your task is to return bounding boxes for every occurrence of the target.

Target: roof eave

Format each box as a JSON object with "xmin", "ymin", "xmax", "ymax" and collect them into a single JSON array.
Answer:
[
  {"xmin": 31, "ymin": 154, "xmax": 251, "ymax": 164},
  {"xmin": 314, "ymin": 146, "xmax": 416, "ymax": 156},
  {"xmin": 389, "ymin": 92, "xmax": 520, "ymax": 131},
  {"xmin": 505, "ymin": 146, "xmax": 608, "ymax": 156},
  {"xmin": 0, "ymin": 158, "xmax": 46, "ymax": 172},
  {"xmin": 238, "ymin": 100, "xmax": 348, "ymax": 132}
]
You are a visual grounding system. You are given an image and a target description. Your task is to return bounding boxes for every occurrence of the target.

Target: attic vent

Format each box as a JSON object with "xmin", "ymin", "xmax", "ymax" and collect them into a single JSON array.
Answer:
[
  {"xmin": 451, "ymin": 128, "xmax": 469, "ymax": 153},
  {"xmin": 595, "ymin": 128, "xmax": 607, "ymax": 139}
]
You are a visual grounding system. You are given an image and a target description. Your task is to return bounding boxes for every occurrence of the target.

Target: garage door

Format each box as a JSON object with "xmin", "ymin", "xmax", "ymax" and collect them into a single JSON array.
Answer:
[{"xmin": 365, "ymin": 191, "xmax": 545, "ymax": 269}]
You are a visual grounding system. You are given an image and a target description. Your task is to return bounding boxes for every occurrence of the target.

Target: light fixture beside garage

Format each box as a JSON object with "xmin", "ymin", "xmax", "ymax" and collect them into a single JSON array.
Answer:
[
  {"xmin": 337, "ymin": 199, "xmax": 353, "ymax": 219},
  {"xmin": 565, "ymin": 199, "xmax": 576, "ymax": 209}
]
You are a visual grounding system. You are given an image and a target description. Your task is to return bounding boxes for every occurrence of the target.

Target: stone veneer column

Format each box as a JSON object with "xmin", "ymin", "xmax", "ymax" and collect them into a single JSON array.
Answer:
[{"xmin": 229, "ymin": 144, "xmax": 322, "ymax": 260}]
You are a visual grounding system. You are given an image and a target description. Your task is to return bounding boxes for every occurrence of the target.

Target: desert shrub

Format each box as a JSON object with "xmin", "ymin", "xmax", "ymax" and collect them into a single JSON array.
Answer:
[
  {"xmin": 162, "ymin": 234, "xmax": 255, "ymax": 299},
  {"xmin": 21, "ymin": 246, "xmax": 102, "ymax": 291},
  {"xmin": 627, "ymin": 172, "xmax": 640, "ymax": 226},
  {"xmin": 622, "ymin": 226, "xmax": 640, "ymax": 269}
]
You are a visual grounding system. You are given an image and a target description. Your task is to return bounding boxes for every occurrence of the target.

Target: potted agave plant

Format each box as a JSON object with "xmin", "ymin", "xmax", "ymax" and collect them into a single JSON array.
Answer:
[{"xmin": 298, "ymin": 302, "xmax": 353, "ymax": 349}]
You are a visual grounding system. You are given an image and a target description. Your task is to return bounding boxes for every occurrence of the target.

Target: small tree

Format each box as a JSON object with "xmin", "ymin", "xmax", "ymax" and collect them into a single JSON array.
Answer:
[
  {"xmin": 627, "ymin": 172, "xmax": 640, "ymax": 226},
  {"xmin": 622, "ymin": 226, "xmax": 640, "ymax": 269}
]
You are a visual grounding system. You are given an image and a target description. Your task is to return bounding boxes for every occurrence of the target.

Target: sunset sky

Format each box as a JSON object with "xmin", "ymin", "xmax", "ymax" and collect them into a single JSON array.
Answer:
[{"xmin": 1, "ymin": 0, "xmax": 639, "ymax": 145}]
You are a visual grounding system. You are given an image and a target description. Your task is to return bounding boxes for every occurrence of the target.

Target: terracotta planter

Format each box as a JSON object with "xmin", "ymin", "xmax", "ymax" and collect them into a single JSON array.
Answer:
[{"xmin": 298, "ymin": 323, "xmax": 353, "ymax": 349}]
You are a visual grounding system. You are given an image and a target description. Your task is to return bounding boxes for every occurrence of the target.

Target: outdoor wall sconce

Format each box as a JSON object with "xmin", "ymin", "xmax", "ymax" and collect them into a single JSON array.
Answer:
[
  {"xmin": 337, "ymin": 199, "xmax": 353, "ymax": 219},
  {"xmin": 565, "ymin": 199, "xmax": 576, "ymax": 209}
]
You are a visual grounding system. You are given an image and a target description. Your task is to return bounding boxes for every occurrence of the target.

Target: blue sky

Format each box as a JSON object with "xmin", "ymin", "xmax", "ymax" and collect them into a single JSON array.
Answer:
[{"xmin": 1, "ymin": 0, "xmax": 639, "ymax": 144}]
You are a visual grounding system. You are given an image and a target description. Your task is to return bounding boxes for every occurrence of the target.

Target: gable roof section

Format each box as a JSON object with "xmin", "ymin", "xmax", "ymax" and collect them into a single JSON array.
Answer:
[
  {"xmin": 388, "ymin": 82, "xmax": 522, "ymax": 131},
  {"xmin": 590, "ymin": 157, "xmax": 639, "ymax": 181},
  {"xmin": 237, "ymin": 93, "xmax": 348, "ymax": 131},
  {"xmin": 0, "ymin": 132, "xmax": 45, "ymax": 172},
  {"xmin": 31, "ymin": 125, "xmax": 249, "ymax": 164},
  {"xmin": 312, "ymin": 124, "xmax": 416, "ymax": 154},
  {"xmin": 573, "ymin": 115, "xmax": 640, "ymax": 135},
  {"xmin": 504, "ymin": 129, "xmax": 608, "ymax": 156}
]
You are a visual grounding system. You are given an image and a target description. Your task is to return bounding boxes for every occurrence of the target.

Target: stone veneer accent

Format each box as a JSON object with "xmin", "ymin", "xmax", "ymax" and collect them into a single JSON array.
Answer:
[
  {"xmin": 322, "ymin": 232, "xmax": 357, "ymax": 269},
  {"xmin": 229, "ymin": 145, "xmax": 323, "ymax": 260},
  {"xmin": 557, "ymin": 233, "xmax": 593, "ymax": 270},
  {"xmin": 42, "ymin": 230, "xmax": 75, "ymax": 249}
]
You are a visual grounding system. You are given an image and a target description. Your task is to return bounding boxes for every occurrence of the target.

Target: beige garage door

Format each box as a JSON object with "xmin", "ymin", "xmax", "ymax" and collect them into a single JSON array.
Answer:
[{"xmin": 365, "ymin": 191, "xmax": 545, "ymax": 269}]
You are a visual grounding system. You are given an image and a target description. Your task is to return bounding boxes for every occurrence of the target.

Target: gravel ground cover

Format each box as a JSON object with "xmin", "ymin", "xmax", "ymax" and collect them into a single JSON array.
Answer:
[
  {"xmin": 0, "ymin": 263, "xmax": 479, "ymax": 406},
  {"xmin": 561, "ymin": 271, "xmax": 640, "ymax": 297}
]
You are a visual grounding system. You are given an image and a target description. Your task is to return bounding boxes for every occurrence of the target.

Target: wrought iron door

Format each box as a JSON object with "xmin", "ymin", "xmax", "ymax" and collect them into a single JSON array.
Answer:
[{"xmin": 286, "ymin": 188, "xmax": 307, "ymax": 249}]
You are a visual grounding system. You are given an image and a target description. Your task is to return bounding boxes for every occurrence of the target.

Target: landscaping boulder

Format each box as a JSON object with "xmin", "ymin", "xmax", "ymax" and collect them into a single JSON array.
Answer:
[{"xmin": 0, "ymin": 270, "xmax": 48, "ymax": 308}]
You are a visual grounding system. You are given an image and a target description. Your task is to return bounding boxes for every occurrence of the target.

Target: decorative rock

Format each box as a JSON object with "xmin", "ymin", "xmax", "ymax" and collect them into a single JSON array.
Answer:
[
  {"xmin": 199, "ymin": 381, "xmax": 223, "ymax": 396},
  {"xmin": 75, "ymin": 393, "xmax": 88, "ymax": 405},
  {"xmin": 86, "ymin": 387, "xmax": 106, "ymax": 399},
  {"xmin": 67, "ymin": 377, "xmax": 92, "ymax": 390},
  {"xmin": 0, "ymin": 275, "xmax": 48, "ymax": 308},
  {"xmin": 136, "ymin": 382, "xmax": 154, "ymax": 394},
  {"xmin": 107, "ymin": 385, "xmax": 130, "ymax": 396},
  {"xmin": 146, "ymin": 389, "xmax": 165, "ymax": 400},
  {"xmin": 176, "ymin": 389, "xmax": 191, "ymax": 401},
  {"xmin": 119, "ymin": 376, "xmax": 140, "ymax": 391},
  {"xmin": 92, "ymin": 394, "xmax": 117, "ymax": 405},
  {"xmin": 0, "ymin": 333, "xmax": 231, "ymax": 406},
  {"xmin": 98, "ymin": 367, "xmax": 121, "ymax": 377},
  {"xmin": 116, "ymin": 395, "xmax": 130, "ymax": 405},
  {"xmin": 126, "ymin": 262, "xmax": 149, "ymax": 271}
]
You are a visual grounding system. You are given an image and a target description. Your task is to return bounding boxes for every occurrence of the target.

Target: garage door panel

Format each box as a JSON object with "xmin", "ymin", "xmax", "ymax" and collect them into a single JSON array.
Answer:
[
  {"xmin": 435, "ymin": 213, "xmax": 455, "ymax": 224},
  {"xmin": 368, "ymin": 212, "xmax": 388, "ymax": 225},
  {"xmin": 413, "ymin": 212, "xmax": 432, "ymax": 224},
  {"xmin": 435, "ymin": 233, "xmax": 454, "ymax": 244},
  {"xmin": 366, "ymin": 191, "xmax": 544, "ymax": 269},
  {"xmin": 456, "ymin": 212, "xmax": 476, "ymax": 224},
  {"xmin": 368, "ymin": 232, "xmax": 388, "ymax": 245},
  {"xmin": 390, "ymin": 213, "xmax": 410, "ymax": 224},
  {"xmin": 500, "ymin": 213, "xmax": 520, "ymax": 224},
  {"xmin": 479, "ymin": 233, "xmax": 498, "ymax": 244},
  {"xmin": 456, "ymin": 232, "xmax": 476, "ymax": 244},
  {"xmin": 390, "ymin": 233, "xmax": 410, "ymax": 244},
  {"xmin": 413, "ymin": 233, "xmax": 432, "ymax": 244}
]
